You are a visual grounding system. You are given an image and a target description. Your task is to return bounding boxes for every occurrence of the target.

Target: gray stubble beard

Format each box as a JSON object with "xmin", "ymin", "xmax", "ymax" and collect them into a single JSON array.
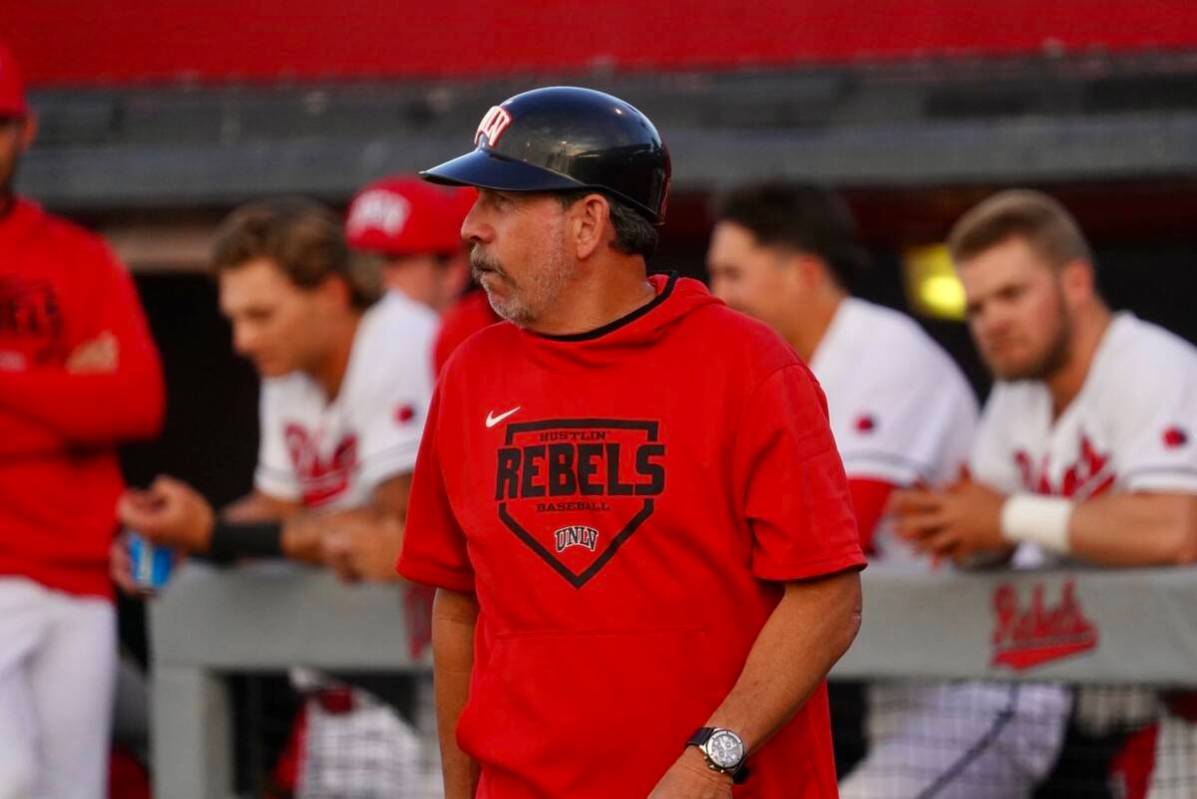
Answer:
[{"xmin": 471, "ymin": 222, "xmax": 575, "ymax": 328}]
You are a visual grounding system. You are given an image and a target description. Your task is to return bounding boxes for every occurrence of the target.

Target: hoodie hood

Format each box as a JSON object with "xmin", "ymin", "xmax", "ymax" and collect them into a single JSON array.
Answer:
[{"xmin": 517, "ymin": 273, "xmax": 721, "ymax": 369}]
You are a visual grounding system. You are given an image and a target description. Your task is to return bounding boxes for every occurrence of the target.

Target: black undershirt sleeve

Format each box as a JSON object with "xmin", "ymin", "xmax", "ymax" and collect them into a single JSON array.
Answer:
[{"xmin": 204, "ymin": 520, "xmax": 285, "ymax": 564}]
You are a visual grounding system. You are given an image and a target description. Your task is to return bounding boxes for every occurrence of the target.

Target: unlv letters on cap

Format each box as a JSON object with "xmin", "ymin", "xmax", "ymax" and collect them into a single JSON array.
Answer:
[
  {"xmin": 494, "ymin": 418, "xmax": 666, "ymax": 588},
  {"xmin": 475, "ymin": 105, "xmax": 512, "ymax": 147}
]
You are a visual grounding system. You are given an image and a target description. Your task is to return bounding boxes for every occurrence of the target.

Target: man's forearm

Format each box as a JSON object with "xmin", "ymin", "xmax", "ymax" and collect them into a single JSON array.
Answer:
[
  {"xmin": 433, "ymin": 588, "xmax": 481, "ymax": 799},
  {"xmin": 0, "ymin": 356, "xmax": 164, "ymax": 445},
  {"xmin": 0, "ymin": 408, "xmax": 67, "ymax": 458},
  {"xmin": 213, "ymin": 492, "xmax": 316, "ymax": 562},
  {"xmin": 370, "ymin": 472, "xmax": 413, "ymax": 523},
  {"xmin": 1070, "ymin": 492, "xmax": 1197, "ymax": 566},
  {"xmin": 222, "ymin": 491, "xmax": 303, "ymax": 523},
  {"xmin": 706, "ymin": 570, "xmax": 862, "ymax": 752}
]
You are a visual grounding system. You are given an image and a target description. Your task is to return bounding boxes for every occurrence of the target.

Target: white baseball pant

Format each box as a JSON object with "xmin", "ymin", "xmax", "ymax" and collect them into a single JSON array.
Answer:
[
  {"xmin": 840, "ymin": 681, "xmax": 1072, "ymax": 799},
  {"xmin": 0, "ymin": 577, "xmax": 116, "ymax": 799}
]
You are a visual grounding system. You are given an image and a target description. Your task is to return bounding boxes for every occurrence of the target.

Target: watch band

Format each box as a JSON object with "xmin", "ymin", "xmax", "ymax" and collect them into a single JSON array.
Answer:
[{"xmin": 686, "ymin": 726, "xmax": 750, "ymax": 784}]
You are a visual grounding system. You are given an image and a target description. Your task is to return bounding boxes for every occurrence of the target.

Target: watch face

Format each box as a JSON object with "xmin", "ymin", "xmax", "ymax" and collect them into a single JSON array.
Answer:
[{"xmin": 707, "ymin": 730, "xmax": 745, "ymax": 769}]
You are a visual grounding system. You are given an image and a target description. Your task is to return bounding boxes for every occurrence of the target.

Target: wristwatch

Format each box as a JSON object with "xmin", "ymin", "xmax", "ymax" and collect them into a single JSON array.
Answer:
[{"xmin": 687, "ymin": 726, "xmax": 749, "ymax": 783}]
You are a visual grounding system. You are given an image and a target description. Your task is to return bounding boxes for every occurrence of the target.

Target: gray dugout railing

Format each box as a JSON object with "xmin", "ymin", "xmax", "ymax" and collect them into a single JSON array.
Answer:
[{"xmin": 149, "ymin": 562, "xmax": 1197, "ymax": 798}]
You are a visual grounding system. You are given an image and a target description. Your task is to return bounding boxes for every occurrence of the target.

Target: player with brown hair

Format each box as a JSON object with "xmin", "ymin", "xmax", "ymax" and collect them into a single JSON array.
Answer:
[{"xmin": 117, "ymin": 197, "xmax": 438, "ymax": 797}]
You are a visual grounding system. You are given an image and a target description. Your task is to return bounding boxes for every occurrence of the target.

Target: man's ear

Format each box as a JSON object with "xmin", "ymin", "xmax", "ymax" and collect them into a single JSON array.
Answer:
[
  {"xmin": 1060, "ymin": 258, "xmax": 1096, "ymax": 305},
  {"xmin": 767, "ymin": 249, "xmax": 802, "ymax": 292},
  {"xmin": 316, "ymin": 273, "xmax": 353, "ymax": 309},
  {"xmin": 19, "ymin": 113, "xmax": 37, "ymax": 151},
  {"xmin": 571, "ymin": 193, "xmax": 610, "ymax": 260}
]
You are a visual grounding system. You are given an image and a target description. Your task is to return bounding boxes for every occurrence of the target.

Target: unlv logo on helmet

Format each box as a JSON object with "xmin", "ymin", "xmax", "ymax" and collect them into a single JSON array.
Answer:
[
  {"xmin": 475, "ymin": 105, "xmax": 513, "ymax": 147},
  {"xmin": 494, "ymin": 418, "xmax": 665, "ymax": 588}
]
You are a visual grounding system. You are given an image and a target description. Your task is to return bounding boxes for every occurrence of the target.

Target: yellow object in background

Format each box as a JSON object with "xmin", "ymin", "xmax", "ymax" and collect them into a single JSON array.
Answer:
[{"xmin": 903, "ymin": 244, "xmax": 966, "ymax": 321}]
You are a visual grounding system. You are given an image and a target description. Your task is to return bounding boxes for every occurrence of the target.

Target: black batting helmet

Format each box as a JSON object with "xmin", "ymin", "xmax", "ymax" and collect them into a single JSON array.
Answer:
[{"xmin": 421, "ymin": 86, "xmax": 671, "ymax": 224}]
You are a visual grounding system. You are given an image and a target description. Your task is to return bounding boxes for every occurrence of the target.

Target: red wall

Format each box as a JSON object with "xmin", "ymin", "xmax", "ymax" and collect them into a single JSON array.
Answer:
[{"xmin": 5, "ymin": 1, "xmax": 1196, "ymax": 87}]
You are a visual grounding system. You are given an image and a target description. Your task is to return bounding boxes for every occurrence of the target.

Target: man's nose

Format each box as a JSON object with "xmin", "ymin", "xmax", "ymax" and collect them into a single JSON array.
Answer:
[
  {"xmin": 461, "ymin": 199, "xmax": 489, "ymax": 244},
  {"xmin": 232, "ymin": 323, "xmax": 257, "ymax": 356}
]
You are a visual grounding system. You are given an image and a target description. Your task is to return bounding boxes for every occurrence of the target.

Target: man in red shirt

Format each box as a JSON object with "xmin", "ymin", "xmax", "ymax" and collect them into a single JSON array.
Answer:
[
  {"xmin": 0, "ymin": 44, "xmax": 164, "ymax": 798},
  {"xmin": 398, "ymin": 86, "xmax": 865, "ymax": 799}
]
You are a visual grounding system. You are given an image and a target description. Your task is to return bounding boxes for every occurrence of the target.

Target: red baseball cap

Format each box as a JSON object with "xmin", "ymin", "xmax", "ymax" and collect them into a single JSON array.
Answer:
[
  {"xmin": 0, "ymin": 44, "xmax": 28, "ymax": 118},
  {"xmin": 346, "ymin": 176, "xmax": 474, "ymax": 256}
]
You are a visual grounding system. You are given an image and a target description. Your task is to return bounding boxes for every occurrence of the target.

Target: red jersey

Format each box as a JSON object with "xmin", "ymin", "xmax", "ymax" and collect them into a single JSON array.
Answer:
[
  {"xmin": 433, "ymin": 288, "xmax": 500, "ymax": 374},
  {"xmin": 0, "ymin": 199, "xmax": 164, "ymax": 598},
  {"xmin": 400, "ymin": 274, "xmax": 863, "ymax": 798}
]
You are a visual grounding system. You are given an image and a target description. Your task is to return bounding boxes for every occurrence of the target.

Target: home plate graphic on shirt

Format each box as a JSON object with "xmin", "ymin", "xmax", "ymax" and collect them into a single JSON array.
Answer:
[{"xmin": 493, "ymin": 418, "xmax": 666, "ymax": 588}]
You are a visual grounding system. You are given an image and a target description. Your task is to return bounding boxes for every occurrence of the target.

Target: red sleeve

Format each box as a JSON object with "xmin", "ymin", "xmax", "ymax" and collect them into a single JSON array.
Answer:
[
  {"xmin": 397, "ymin": 384, "xmax": 475, "ymax": 592},
  {"xmin": 848, "ymin": 478, "xmax": 895, "ymax": 556},
  {"xmin": 735, "ymin": 364, "xmax": 866, "ymax": 582},
  {"xmin": 0, "ymin": 244, "xmax": 164, "ymax": 445}
]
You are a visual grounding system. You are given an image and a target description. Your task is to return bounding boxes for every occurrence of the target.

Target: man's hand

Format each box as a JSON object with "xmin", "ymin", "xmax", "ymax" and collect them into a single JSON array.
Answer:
[
  {"xmin": 647, "ymin": 748, "xmax": 733, "ymax": 799},
  {"xmin": 116, "ymin": 475, "xmax": 215, "ymax": 553},
  {"xmin": 66, "ymin": 331, "xmax": 118, "ymax": 373},
  {"xmin": 322, "ymin": 512, "xmax": 404, "ymax": 583},
  {"xmin": 890, "ymin": 471, "xmax": 1011, "ymax": 562},
  {"xmin": 279, "ymin": 513, "xmax": 331, "ymax": 565},
  {"xmin": 110, "ymin": 534, "xmax": 139, "ymax": 596},
  {"xmin": 109, "ymin": 532, "xmax": 187, "ymax": 596}
]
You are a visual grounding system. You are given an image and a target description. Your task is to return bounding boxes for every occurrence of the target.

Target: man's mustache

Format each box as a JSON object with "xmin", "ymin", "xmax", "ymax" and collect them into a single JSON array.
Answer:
[{"xmin": 470, "ymin": 246, "xmax": 506, "ymax": 280}]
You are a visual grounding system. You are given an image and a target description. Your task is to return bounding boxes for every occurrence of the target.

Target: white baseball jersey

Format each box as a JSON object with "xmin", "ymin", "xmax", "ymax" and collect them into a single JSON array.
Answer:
[
  {"xmin": 254, "ymin": 292, "xmax": 438, "ymax": 510},
  {"xmin": 812, "ymin": 298, "xmax": 978, "ymax": 487},
  {"xmin": 973, "ymin": 313, "xmax": 1197, "ymax": 564},
  {"xmin": 829, "ymin": 301, "xmax": 1071, "ymax": 799},
  {"xmin": 810, "ymin": 298, "xmax": 978, "ymax": 562},
  {"xmin": 974, "ymin": 311, "xmax": 1197, "ymax": 496}
]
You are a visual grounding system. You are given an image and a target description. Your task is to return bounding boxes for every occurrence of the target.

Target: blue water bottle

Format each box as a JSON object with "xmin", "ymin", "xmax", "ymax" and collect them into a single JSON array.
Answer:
[{"xmin": 127, "ymin": 532, "xmax": 174, "ymax": 593}]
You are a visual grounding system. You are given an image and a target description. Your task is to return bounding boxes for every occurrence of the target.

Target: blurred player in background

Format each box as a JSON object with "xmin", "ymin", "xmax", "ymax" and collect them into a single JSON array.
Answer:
[
  {"xmin": 117, "ymin": 197, "xmax": 437, "ymax": 798},
  {"xmin": 400, "ymin": 86, "xmax": 865, "ymax": 799},
  {"xmin": 893, "ymin": 190, "xmax": 1197, "ymax": 798},
  {"xmin": 708, "ymin": 184, "xmax": 1068, "ymax": 798},
  {"xmin": 0, "ymin": 44, "xmax": 165, "ymax": 799},
  {"xmin": 346, "ymin": 175, "xmax": 472, "ymax": 314},
  {"xmin": 346, "ymin": 175, "xmax": 500, "ymax": 372},
  {"xmin": 708, "ymin": 184, "xmax": 977, "ymax": 559}
]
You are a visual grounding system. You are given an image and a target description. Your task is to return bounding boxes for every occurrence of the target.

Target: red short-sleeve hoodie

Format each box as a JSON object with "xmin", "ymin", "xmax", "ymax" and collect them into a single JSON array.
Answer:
[{"xmin": 400, "ymin": 274, "xmax": 864, "ymax": 798}]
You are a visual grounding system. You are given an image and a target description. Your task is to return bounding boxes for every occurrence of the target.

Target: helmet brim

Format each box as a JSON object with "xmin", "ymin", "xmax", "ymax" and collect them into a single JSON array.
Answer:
[{"xmin": 421, "ymin": 149, "xmax": 584, "ymax": 194}]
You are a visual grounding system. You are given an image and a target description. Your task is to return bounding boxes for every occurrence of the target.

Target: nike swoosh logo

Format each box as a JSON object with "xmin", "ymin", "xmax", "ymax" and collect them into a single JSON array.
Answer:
[{"xmin": 485, "ymin": 406, "xmax": 521, "ymax": 428}]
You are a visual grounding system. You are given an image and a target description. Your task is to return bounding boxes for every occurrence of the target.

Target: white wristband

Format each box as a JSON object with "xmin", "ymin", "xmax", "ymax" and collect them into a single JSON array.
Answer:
[{"xmin": 1000, "ymin": 494, "xmax": 1073, "ymax": 554}]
